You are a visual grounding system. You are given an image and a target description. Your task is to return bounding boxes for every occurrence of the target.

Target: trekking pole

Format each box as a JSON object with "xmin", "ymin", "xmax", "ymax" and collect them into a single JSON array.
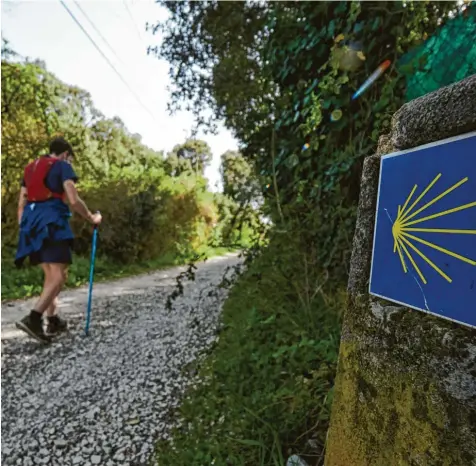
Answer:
[{"xmin": 85, "ymin": 215, "xmax": 99, "ymax": 336}]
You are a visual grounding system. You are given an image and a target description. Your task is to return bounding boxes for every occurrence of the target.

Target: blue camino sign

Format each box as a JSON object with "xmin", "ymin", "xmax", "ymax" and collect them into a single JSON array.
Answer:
[{"xmin": 369, "ymin": 132, "xmax": 476, "ymax": 329}]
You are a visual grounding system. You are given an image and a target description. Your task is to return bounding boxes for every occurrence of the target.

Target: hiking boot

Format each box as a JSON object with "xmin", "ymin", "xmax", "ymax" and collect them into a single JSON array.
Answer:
[
  {"xmin": 16, "ymin": 312, "xmax": 51, "ymax": 345},
  {"xmin": 46, "ymin": 315, "xmax": 68, "ymax": 336}
]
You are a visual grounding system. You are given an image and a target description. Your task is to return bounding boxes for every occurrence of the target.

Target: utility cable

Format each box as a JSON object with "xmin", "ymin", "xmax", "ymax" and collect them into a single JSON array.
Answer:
[
  {"xmin": 59, "ymin": 0, "xmax": 156, "ymax": 120},
  {"xmin": 122, "ymin": 0, "xmax": 145, "ymax": 46},
  {"xmin": 73, "ymin": 0, "xmax": 128, "ymax": 69}
]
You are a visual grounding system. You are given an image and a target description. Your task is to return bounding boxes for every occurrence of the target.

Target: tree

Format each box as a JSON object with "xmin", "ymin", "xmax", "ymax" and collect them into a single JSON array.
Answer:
[
  {"xmin": 164, "ymin": 151, "xmax": 191, "ymax": 177},
  {"xmin": 1, "ymin": 46, "xmax": 167, "ymax": 246},
  {"xmin": 153, "ymin": 0, "xmax": 273, "ymax": 140},
  {"xmin": 1, "ymin": 38, "xmax": 18, "ymax": 60},
  {"xmin": 156, "ymin": 1, "xmax": 457, "ymax": 182},
  {"xmin": 1, "ymin": 58, "xmax": 55, "ymax": 239},
  {"xmin": 219, "ymin": 150, "xmax": 262, "ymax": 244},
  {"xmin": 156, "ymin": 1, "xmax": 457, "ymax": 276},
  {"xmin": 220, "ymin": 150, "xmax": 260, "ymax": 204},
  {"xmin": 167, "ymin": 138, "xmax": 212, "ymax": 176}
]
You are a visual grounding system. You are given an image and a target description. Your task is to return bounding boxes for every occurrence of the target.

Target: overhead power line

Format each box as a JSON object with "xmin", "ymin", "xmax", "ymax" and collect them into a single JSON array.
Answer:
[
  {"xmin": 122, "ymin": 0, "xmax": 145, "ymax": 46},
  {"xmin": 73, "ymin": 0, "xmax": 127, "ymax": 69},
  {"xmin": 59, "ymin": 0, "xmax": 156, "ymax": 120}
]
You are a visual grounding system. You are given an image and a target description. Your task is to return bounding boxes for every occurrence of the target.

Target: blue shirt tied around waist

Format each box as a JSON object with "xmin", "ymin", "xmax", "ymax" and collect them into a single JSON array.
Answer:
[{"xmin": 15, "ymin": 157, "xmax": 78, "ymax": 267}]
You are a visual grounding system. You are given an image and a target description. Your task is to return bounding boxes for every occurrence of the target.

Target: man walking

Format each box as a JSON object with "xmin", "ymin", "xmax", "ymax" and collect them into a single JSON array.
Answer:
[{"xmin": 15, "ymin": 137, "xmax": 102, "ymax": 344}]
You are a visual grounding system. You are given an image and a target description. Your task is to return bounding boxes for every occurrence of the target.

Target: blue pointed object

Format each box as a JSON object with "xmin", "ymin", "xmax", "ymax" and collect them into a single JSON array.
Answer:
[{"xmin": 85, "ymin": 224, "xmax": 99, "ymax": 336}]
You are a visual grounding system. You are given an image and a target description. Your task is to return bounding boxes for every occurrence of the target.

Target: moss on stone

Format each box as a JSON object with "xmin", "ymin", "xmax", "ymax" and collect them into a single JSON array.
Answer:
[{"xmin": 326, "ymin": 334, "xmax": 475, "ymax": 466}]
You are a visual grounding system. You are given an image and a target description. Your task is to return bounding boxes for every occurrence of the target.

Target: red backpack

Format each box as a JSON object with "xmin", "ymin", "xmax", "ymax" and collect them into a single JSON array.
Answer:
[{"xmin": 24, "ymin": 156, "xmax": 65, "ymax": 202}]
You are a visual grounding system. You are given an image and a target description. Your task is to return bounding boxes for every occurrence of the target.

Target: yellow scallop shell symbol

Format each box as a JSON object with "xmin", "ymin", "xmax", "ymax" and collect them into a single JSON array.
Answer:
[{"xmin": 392, "ymin": 173, "xmax": 476, "ymax": 284}]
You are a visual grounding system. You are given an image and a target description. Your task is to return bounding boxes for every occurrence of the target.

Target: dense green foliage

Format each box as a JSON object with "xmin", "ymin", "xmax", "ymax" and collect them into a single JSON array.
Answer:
[
  {"xmin": 1, "ymin": 43, "xmax": 251, "ymax": 300},
  {"xmin": 154, "ymin": 1, "xmax": 460, "ymax": 464},
  {"xmin": 221, "ymin": 151, "xmax": 259, "ymax": 203},
  {"xmin": 166, "ymin": 138, "xmax": 213, "ymax": 176},
  {"xmin": 217, "ymin": 150, "xmax": 263, "ymax": 245},
  {"xmin": 157, "ymin": 0, "xmax": 457, "ymax": 284},
  {"xmin": 157, "ymin": 237, "xmax": 344, "ymax": 465}
]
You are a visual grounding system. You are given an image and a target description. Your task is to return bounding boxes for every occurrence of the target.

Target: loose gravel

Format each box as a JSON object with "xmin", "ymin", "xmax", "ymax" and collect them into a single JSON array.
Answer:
[{"xmin": 1, "ymin": 255, "xmax": 241, "ymax": 466}]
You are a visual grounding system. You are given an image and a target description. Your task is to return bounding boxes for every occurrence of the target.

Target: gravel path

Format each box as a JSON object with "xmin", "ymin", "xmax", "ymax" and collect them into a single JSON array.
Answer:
[{"xmin": 1, "ymin": 254, "xmax": 241, "ymax": 466}]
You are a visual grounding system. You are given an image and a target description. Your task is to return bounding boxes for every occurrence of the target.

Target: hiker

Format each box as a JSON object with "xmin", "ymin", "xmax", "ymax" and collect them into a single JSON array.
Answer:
[
  {"xmin": 15, "ymin": 137, "xmax": 102, "ymax": 344},
  {"xmin": 39, "ymin": 151, "xmax": 76, "ymax": 326}
]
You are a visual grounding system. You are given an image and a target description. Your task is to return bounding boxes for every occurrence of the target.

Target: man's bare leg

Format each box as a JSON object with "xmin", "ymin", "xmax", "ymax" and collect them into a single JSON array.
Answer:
[
  {"xmin": 33, "ymin": 263, "xmax": 67, "ymax": 313},
  {"xmin": 43, "ymin": 266, "xmax": 69, "ymax": 335},
  {"xmin": 42, "ymin": 265, "xmax": 59, "ymax": 317}
]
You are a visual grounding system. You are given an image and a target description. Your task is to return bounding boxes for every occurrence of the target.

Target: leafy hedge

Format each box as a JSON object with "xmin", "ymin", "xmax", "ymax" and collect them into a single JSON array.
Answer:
[{"xmin": 1, "ymin": 46, "xmax": 249, "ymax": 300}]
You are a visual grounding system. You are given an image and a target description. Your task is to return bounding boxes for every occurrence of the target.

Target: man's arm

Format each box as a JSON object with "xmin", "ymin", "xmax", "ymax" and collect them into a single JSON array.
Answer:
[
  {"xmin": 63, "ymin": 180, "xmax": 95, "ymax": 223},
  {"xmin": 17, "ymin": 186, "xmax": 28, "ymax": 225}
]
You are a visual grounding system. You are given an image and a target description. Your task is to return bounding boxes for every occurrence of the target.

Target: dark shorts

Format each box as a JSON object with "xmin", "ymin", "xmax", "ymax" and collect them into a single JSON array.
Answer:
[{"xmin": 30, "ymin": 239, "xmax": 73, "ymax": 266}]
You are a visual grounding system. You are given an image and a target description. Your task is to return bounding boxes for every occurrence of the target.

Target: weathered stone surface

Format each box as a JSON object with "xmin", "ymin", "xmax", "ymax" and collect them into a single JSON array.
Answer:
[
  {"xmin": 347, "ymin": 154, "xmax": 383, "ymax": 298},
  {"xmin": 392, "ymin": 74, "xmax": 476, "ymax": 150},
  {"xmin": 325, "ymin": 77, "xmax": 476, "ymax": 466},
  {"xmin": 375, "ymin": 133, "xmax": 394, "ymax": 156}
]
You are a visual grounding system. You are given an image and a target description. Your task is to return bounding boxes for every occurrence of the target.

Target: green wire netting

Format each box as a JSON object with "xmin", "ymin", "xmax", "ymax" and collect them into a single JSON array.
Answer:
[{"xmin": 399, "ymin": 3, "xmax": 476, "ymax": 102}]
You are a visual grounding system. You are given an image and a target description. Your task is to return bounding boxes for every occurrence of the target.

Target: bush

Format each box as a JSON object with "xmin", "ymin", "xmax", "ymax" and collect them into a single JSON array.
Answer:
[
  {"xmin": 156, "ymin": 233, "xmax": 344, "ymax": 465},
  {"xmin": 65, "ymin": 173, "xmax": 216, "ymax": 264},
  {"xmin": 1, "ymin": 52, "xmax": 249, "ymax": 302},
  {"xmin": 1, "ymin": 171, "xmax": 230, "ymax": 301},
  {"xmin": 70, "ymin": 179, "xmax": 155, "ymax": 261}
]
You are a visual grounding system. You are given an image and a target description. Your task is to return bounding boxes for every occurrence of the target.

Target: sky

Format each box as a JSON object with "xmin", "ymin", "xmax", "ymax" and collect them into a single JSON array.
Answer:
[{"xmin": 1, "ymin": 0, "xmax": 239, "ymax": 191}]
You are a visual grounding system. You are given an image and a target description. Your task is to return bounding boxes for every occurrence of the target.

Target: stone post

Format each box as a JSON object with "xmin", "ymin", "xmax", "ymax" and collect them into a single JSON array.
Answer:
[{"xmin": 325, "ymin": 75, "xmax": 476, "ymax": 466}]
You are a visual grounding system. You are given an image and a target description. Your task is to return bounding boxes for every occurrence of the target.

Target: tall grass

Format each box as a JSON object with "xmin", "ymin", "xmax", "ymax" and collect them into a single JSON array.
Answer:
[{"xmin": 156, "ymin": 236, "xmax": 344, "ymax": 465}]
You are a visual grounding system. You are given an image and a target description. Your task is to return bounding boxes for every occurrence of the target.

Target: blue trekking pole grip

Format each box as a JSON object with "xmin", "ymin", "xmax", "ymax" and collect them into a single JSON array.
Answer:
[{"xmin": 85, "ymin": 212, "xmax": 99, "ymax": 336}]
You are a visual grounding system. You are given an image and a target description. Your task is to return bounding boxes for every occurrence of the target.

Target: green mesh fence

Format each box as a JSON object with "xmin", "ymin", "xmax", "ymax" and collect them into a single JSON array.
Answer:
[{"xmin": 399, "ymin": 3, "xmax": 476, "ymax": 102}]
